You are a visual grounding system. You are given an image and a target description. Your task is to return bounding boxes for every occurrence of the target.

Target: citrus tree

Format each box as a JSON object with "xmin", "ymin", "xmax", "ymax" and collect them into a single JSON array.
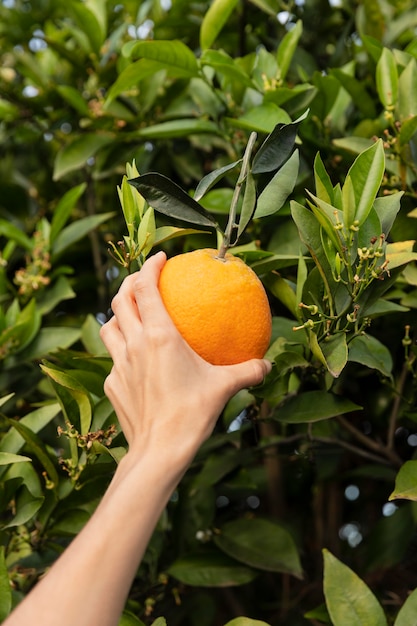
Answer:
[{"xmin": 1, "ymin": 1, "xmax": 417, "ymax": 624}]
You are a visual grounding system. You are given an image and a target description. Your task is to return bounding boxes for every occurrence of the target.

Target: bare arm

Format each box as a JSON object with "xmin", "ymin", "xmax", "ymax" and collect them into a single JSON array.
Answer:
[{"xmin": 4, "ymin": 251, "xmax": 271, "ymax": 626}]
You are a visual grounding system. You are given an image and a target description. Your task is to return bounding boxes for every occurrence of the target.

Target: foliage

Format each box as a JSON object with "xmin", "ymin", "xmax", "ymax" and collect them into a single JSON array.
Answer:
[{"xmin": 1, "ymin": 0, "xmax": 417, "ymax": 625}]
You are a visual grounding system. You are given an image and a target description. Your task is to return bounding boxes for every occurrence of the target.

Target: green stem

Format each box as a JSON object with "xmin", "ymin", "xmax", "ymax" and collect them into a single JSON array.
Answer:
[{"xmin": 217, "ymin": 131, "xmax": 257, "ymax": 259}]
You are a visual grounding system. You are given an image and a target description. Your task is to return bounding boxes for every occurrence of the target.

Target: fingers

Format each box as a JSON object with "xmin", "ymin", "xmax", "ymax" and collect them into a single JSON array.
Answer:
[
  {"xmin": 131, "ymin": 251, "xmax": 174, "ymax": 329},
  {"xmin": 224, "ymin": 358, "xmax": 272, "ymax": 396}
]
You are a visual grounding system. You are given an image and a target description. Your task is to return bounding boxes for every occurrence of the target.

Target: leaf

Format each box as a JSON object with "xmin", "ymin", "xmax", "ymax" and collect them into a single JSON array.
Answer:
[
  {"xmin": 122, "ymin": 40, "xmax": 198, "ymax": 76},
  {"xmin": 137, "ymin": 206, "xmax": 156, "ymax": 257},
  {"xmin": 0, "ymin": 219, "xmax": 33, "ymax": 251},
  {"xmin": 386, "ymin": 240, "xmax": 417, "ymax": 270},
  {"xmin": 0, "ymin": 452, "xmax": 31, "ymax": 465},
  {"xmin": 168, "ymin": 551, "xmax": 256, "ymax": 587},
  {"xmin": 200, "ymin": 0, "xmax": 240, "ymax": 50},
  {"xmin": 348, "ymin": 334, "xmax": 393, "ymax": 378},
  {"xmin": 346, "ymin": 139, "xmax": 385, "ymax": 226},
  {"xmin": 276, "ymin": 20, "xmax": 302, "ymax": 82},
  {"xmin": 53, "ymin": 133, "xmax": 115, "ymax": 180},
  {"xmin": 153, "ymin": 226, "xmax": 206, "ymax": 246},
  {"xmin": 200, "ymin": 49, "xmax": 254, "ymax": 87},
  {"xmin": 320, "ymin": 333, "xmax": 348, "ymax": 378},
  {"xmin": 129, "ymin": 173, "xmax": 219, "ymax": 229},
  {"xmin": 118, "ymin": 611, "xmax": 146, "ymax": 626},
  {"xmin": 314, "ymin": 152, "xmax": 334, "ymax": 205},
  {"xmin": 389, "ymin": 460, "xmax": 417, "ymax": 501},
  {"xmin": 373, "ymin": 192, "xmax": 403, "ymax": 237},
  {"xmin": 70, "ymin": 1, "xmax": 104, "ymax": 54},
  {"xmin": 194, "ymin": 160, "xmax": 242, "ymax": 202},
  {"xmin": 50, "ymin": 183, "xmax": 87, "ymax": 244},
  {"xmin": 0, "ymin": 547, "xmax": 11, "ymax": 622},
  {"xmin": 105, "ymin": 59, "xmax": 165, "ymax": 106},
  {"xmin": 134, "ymin": 119, "xmax": 221, "ymax": 139},
  {"xmin": 41, "ymin": 365, "xmax": 93, "ymax": 434},
  {"xmin": 254, "ymin": 149, "xmax": 299, "ymax": 218},
  {"xmin": 226, "ymin": 104, "xmax": 291, "ymax": 134},
  {"xmin": 237, "ymin": 171, "xmax": 257, "ymax": 237},
  {"xmin": 1, "ymin": 417, "xmax": 59, "ymax": 486},
  {"xmin": 52, "ymin": 212, "xmax": 115, "ymax": 257},
  {"xmin": 15, "ymin": 326, "xmax": 81, "ymax": 362},
  {"xmin": 252, "ymin": 111, "xmax": 308, "ymax": 175},
  {"xmin": 323, "ymin": 549, "xmax": 388, "ymax": 626},
  {"xmin": 273, "ymin": 390, "xmax": 361, "ymax": 423},
  {"xmin": 214, "ymin": 518, "xmax": 302, "ymax": 578},
  {"xmin": 394, "ymin": 587, "xmax": 417, "ymax": 625},
  {"xmin": 224, "ymin": 617, "xmax": 269, "ymax": 626},
  {"xmin": 376, "ymin": 47, "xmax": 398, "ymax": 109}
]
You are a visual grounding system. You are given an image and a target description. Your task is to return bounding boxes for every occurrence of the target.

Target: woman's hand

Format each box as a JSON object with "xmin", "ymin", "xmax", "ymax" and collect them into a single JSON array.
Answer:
[{"xmin": 100, "ymin": 251, "xmax": 272, "ymax": 470}]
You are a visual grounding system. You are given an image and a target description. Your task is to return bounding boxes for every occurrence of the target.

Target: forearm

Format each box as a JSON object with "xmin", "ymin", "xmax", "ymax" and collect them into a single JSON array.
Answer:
[{"xmin": 4, "ymin": 453, "xmax": 181, "ymax": 626}]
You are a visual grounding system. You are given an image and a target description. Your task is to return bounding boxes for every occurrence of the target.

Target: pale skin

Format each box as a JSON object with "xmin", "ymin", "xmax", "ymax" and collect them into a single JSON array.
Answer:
[{"xmin": 4, "ymin": 250, "xmax": 272, "ymax": 626}]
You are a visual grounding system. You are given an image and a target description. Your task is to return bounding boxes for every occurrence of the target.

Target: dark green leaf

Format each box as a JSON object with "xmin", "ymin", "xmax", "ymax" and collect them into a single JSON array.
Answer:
[
  {"xmin": 252, "ymin": 113, "xmax": 304, "ymax": 175},
  {"xmin": 122, "ymin": 40, "xmax": 199, "ymax": 76},
  {"xmin": 237, "ymin": 172, "xmax": 257, "ymax": 237},
  {"xmin": 389, "ymin": 460, "xmax": 417, "ymax": 502},
  {"xmin": 214, "ymin": 518, "xmax": 303, "ymax": 578},
  {"xmin": 194, "ymin": 160, "xmax": 242, "ymax": 202},
  {"xmin": 168, "ymin": 551, "xmax": 256, "ymax": 587},
  {"xmin": 129, "ymin": 173, "xmax": 219, "ymax": 229},
  {"xmin": 348, "ymin": 334, "xmax": 393, "ymax": 377},
  {"xmin": 53, "ymin": 133, "xmax": 115, "ymax": 180},
  {"xmin": 254, "ymin": 149, "xmax": 299, "ymax": 218},
  {"xmin": 52, "ymin": 212, "xmax": 115, "ymax": 257},
  {"xmin": 323, "ymin": 549, "xmax": 388, "ymax": 626},
  {"xmin": 320, "ymin": 333, "xmax": 348, "ymax": 378},
  {"xmin": 272, "ymin": 390, "xmax": 361, "ymax": 423},
  {"xmin": 50, "ymin": 183, "xmax": 87, "ymax": 244},
  {"xmin": 0, "ymin": 546, "xmax": 11, "ymax": 621}
]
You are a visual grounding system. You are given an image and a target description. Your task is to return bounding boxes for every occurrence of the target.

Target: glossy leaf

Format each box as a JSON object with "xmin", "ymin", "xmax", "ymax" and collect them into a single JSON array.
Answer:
[
  {"xmin": 389, "ymin": 460, "xmax": 417, "ymax": 501},
  {"xmin": 346, "ymin": 139, "xmax": 385, "ymax": 226},
  {"xmin": 1, "ymin": 417, "xmax": 59, "ymax": 487},
  {"xmin": 168, "ymin": 551, "xmax": 256, "ymax": 587},
  {"xmin": 123, "ymin": 40, "xmax": 198, "ymax": 76},
  {"xmin": 194, "ymin": 159, "xmax": 242, "ymax": 202},
  {"xmin": 276, "ymin": 20, "xmax": 302, "ymax": 82},
  {"xmin": 254, "ymin": 149, "xmax": 299, "ymax": 218},
  {"xmin": 320, "ymin": 333, "xmax": 348, "ymax": 378},
  {"xmin": 50, "ymin": 183, "xmax": 87, "ymax": 244},
  {"xmin": 272, "ymin": 390, "xmax": 361, "ymax": 423},
  {"xmin": 53, "ymin": 133, "xmax": 115, "ymax": 180},
  {"xmin": 129, "ymin": 173, "xmax": 219, "ymax": 229},
  {"xmin": 252, "ymin": 111, "xmax": 307, "ymax": 175},
  {"xmin": 323, "ymin": 549, "xmax": 388, "ymax": 626},
  {"xmin": 200, "ymin": 0, "xmax": 240, "ymax": 50},
  {"xmin": 52, "ymin": 212, "xmax": 115, "ymax": 257},
  {"xmin": 348, "ymin": 334, "xmax": 393, "ymax": 378},
  {"xmin": 376, "ymin": 47, "xmax": 398, "ymax": 109},
  {"xmin": 214, "ymin": 518, "xmax": 302, "ymax": 577}
]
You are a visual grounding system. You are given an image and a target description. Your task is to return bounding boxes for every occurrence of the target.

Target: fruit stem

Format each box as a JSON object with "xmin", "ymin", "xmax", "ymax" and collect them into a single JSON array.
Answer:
[{"xmin": 217, "ymin": 131, "xmax": 257, "ymax": 259}]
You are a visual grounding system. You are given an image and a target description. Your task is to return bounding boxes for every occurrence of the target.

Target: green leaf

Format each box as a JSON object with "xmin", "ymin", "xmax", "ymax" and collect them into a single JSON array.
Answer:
[
  {"xmin": 348, "ymin": 334, "xmax": 393, "ymax": 378},
  {"xmin": 345, "ymin": 139, "xmax": 385, "ymax": 226},
  {"xmin": 194, "ymin": 159, "xmax": 242, "ymax": 202},
  {"xmin": 214, "ymin": 518, "xmax": 302, "ymax": 578},
  {"xmin": 323, "ymin": 549, "xmax": 388, "ymax": 626},
  {"xmin": 0, "ymin": 219, "xmax": 33, "ymax": 251},
  {"xmin": 105, "ymin": 59, "xmax": 164, "ymax": 106},
  {"xmin": 137, "ymin": 206, "xmax": 156, "ymax": 257},
  {"xmin": 200, "ymin": 0, "xmax": 240, "ymax": 50},
  {"xmin": 56, "ymin": 85, "xmax": 91, "ymax": 116},
  {"xmin": 276, "ymin": 20, "xmax": 302, "ymax": 82},
  {"xmin": 15, "ymin": 326, "xmax": 81, "ymax": 362},
  {"xmin": 0, "ymin": 452, "xmax": 31, "ymax": 465},
  {"xmin": 254, "ymin": 149, "xmax": 299, "ymax": 218},
  {"xmin": 376, "ymin": 47, "xmax": 398, "ymax": 109},
  {"xmin": 331, "ymin": 68, "xmax": 377, "ymax": 118},
  {"xmin": 399, "ymin": 115, "xmax": 417, "ymax": 146},
  {"xmin": 118, "ymin": 611, "xmax": 146, "ymax": 626},
  {"xmin": 373, "ymin": 192, "xmax": 403, "ymax": 237},
  {"xmin": 314, "ymin": 152, "xmax": 334, "ymax": 205},
  {"xmin": 1, "ymin": 417, "xmax": 59, "ymax": 487},
  {"xmin": 168, "ymin": 551, "xmax": 256, "ymax": 587},
  {"xmin": 70, "ymin": 1, "xmax": 104, "ymax": 54},
  {"xmin": 200, "ymin": 49, "xmax": 254, "ymax": 87},
  {"xmin": 0, "ymin": 547, "xmax": 11, "ymax": 622},
  {"xmin": 398, "ymin": 59, "xmax": 417, "ymax": 120},
  {"xmin": 389, "ymin": 460, "xmax": 417, "ymax": 501},
  {"xmin": 226, "ymin": 104, "xmax": 291, "ymax": 134},
  {"xmin": 36, "ymin": 276, "xmax": 76, "ymax": 316},
  {"xmin": 224, "ymin": 617, "xmax": 269, "ymax": 626},
  {"xmin": 394, "ymin": 587, "xmax": 417, "ymax": 625},
  {"xmin": 52, "ymin": 212, "xmax": 115, "ymax": 257},
  {"xmin": 320, "ymin": 333, "xmax": 348, "ymax": 378},
  {"xmin": 123, "ymin": 40, "xmax": 199, "ymax": 76},
  {"xmin": 129, "ymin": 173, "xmax": 219, "ymax": 230},
  {"xmin": 386, "ymin": 240, "xmax": 417, "ymax": 270},
  {"xmin": 134, "ymin": 119, "xmax": 221, "ymax": 139},
  {"xmin": 50, "ymin": 183, "xmax": 87, "ymax": 244},
  {"xmin": 237, "ymin": 171, "xmax": 257, "ymax": 237},
  {"xmin": 252, "ymin": 111, "xmax": 308, "ymax": 175},
  {"xmin": 2, "ymin": 488, "xmax": 44, "ymax": 529},
  {"xmin": 53, "ymin": 133, "xmax": 115, "ymax": 180},
  {"xmin": 272, "ymin": 390, "xmax": 361, "ymax": 423},
  {"xmin": 41, "ymin": 365, "xmax": 93, "ymax": 434},
  {"xmin": 153, "ymin": 226, "xmax": 206, "ymax": 246}
]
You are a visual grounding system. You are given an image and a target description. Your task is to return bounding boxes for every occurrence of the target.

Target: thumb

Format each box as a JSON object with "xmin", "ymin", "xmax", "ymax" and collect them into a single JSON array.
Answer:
[{"xmin": 224, "ymin": 358, "xmax": 272, "ymax": 395}]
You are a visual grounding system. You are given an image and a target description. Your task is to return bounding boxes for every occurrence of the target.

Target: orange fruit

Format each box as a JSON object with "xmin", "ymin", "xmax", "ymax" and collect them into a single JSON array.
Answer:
[{"xmin": 158, "ymin": 248, "xmax": 272, "ymax": 365}]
